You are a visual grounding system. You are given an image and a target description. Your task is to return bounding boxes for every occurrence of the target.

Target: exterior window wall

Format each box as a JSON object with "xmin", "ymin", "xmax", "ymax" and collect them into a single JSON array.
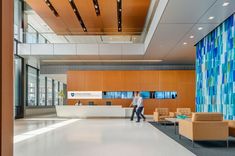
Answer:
[
  {"xmin": 54, "ymin": 81, "xmax": 59, "ymax": 105},
  {"xmin": 26, "ymin": 65, "xmax": 66, "ymax": 107},
  {"xmin": 39, "ymin": 76, "xmax": 46, "ymax": 106},
  {"xmin": 46, "ymin": 78, "xmax": 53, "ymax": 106},
  {"xmin": 27, "ymin": 66, "xmax": 38, "ymax": 106}
]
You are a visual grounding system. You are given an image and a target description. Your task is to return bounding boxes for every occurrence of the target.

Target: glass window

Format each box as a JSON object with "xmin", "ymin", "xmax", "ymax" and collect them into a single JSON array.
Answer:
[
  {"xmin": 14, "ymin": 56, "xmax": 24, "ymax": 118},
  {"xmin": 27, "ymin": 66, "xmax": 38, "ymax": 106},
  {"xmin": 39, "ymin": 76, "xmax": 46, "ymax": 106},
  {"xmin": 59, "ymin": 82, "xmax": 64, "ymax": 105},
  {"xmin": 54, "ymin": 81, "xmax": 59, "ymax": 105},
  {"xmin": 26, "ymin": 25, "xmax": 37, "ymax": 43},
  {"xmin": 47, "ymin": 78, "xmax": 53, "ymax": 106},
  {"xmin": 38, "ymin": 34, "xmax": 46, "ymax": 43}
]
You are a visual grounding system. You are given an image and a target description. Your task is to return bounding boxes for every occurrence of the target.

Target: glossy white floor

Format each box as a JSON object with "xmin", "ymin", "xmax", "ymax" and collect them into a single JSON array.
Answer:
[{"xmin": 14, "ymin": 118, "xmax": 195, "ymax": 156}]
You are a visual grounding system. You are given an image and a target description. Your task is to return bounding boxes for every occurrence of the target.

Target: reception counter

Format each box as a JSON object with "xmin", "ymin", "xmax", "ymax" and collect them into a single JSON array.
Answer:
[{"xmin": 55, "ymin": 105, "xmax": 135, "ymax": 118}]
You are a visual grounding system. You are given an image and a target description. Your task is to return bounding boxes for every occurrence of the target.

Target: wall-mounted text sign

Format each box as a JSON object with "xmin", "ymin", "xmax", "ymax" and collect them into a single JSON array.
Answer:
[{"xmin": 68, "ymin": 91, "xmax": 103, "ymax": 99}]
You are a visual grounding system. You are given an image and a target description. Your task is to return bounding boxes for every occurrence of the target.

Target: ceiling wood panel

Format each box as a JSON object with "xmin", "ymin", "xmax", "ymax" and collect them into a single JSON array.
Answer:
[
  {"xmin": 25, "ymin": 0, "xmax": 151, "ymax": 35},
  {"xmin": 122, "ymin": 0, "xmax": 151, "ymax": 33}
]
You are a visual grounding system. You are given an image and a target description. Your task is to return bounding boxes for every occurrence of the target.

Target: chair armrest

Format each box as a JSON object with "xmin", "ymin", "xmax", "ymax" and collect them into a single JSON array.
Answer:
[
  {"xmin": 169, "ymin": 112, "xmax": 175, "ymax": 118},
  {"xmin": 153, "ymin": 112, "xmax": 159, "ymax": 122},
  {"xmin": 179, "ymin": 120, "xmax": 193, "ymax": 140}
]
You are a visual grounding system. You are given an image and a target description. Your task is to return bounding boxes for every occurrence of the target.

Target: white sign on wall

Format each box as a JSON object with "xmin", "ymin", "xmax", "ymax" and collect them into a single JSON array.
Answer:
[{"xmin": 67, "ymin": 91, "xmax": 103, "ymax": 99}]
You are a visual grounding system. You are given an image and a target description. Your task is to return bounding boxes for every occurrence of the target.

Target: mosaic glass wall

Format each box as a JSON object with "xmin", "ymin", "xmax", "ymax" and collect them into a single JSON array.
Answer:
[{"xmin": 196, "ymin": 14, "xmax": 235, "ymax": 119}]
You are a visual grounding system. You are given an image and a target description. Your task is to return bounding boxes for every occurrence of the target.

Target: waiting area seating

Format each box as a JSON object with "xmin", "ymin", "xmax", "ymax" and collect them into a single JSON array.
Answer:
[
  {"xmin": 226, "ymin": 120, "xmax": 235, "ymax": 137},
  {"xmin": 179, "ymin": 112, "xmax": 229, "ymax": 147},
  {"xmin": 175, "ymin": 108, "xmax": 192, "ymax": 117},
  {"xmin": 153, "ymin": 108, "xmax": 174, "ymax": 122}
]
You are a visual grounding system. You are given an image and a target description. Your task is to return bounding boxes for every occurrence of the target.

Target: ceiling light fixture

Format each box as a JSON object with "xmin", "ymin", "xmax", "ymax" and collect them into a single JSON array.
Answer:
[
  {"xmin": 183, "ymin": 42, "xmax": 187, "ymax": 45},
  {"xmin": 190, "ymin": 35, "xmax": 194, "ymax": 39},
  {"xmin": 198, "ymin": 27, "xmax": 203, "ymax": 30},
  {"xmin": 92, "ymin": 0, "xmax": 101, "ymax": 16},
  {"xmin": 117, "ymin": 0, "xmax": 122, "ymax": 32},
  {"xmin": 222, "ymin": 2, "xmax": 230, "ymax": 6},
  {"xmin": 44, "ymin": 0, "xmax": 59, "ymax": 17},
  {"xmin": 208, "ymin": 16, "xmax": 215, "ymax": 20},
  {"xmin": 68, "ymin": 0, "xmax": 87, "ymax": 32}
]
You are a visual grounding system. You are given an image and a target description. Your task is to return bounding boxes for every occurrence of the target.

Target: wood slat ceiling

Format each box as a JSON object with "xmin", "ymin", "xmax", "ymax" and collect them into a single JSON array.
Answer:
[{"xmin": 25, "ymin": 0, "xmax": 151, "ymax": 35}]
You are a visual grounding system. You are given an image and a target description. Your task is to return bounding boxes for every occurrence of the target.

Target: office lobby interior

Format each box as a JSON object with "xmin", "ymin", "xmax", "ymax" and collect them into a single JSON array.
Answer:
[{"xmin": 1, "ymin": 0, "xmax": 235, "ymax": 156}]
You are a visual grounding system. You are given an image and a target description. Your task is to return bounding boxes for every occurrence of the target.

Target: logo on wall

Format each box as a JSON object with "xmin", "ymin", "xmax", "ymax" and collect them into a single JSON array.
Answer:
[{"xmin": 68, "ymin": 91, "xmax": 102, "ymax": 99}]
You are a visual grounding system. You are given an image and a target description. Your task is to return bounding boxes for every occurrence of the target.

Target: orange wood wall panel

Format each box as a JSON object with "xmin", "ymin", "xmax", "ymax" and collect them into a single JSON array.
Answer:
[
  {"xmin": 122, "ymin": 71, "xmax": 141, "ymax": 91},
  {"xmin": 140, "ymin": 71, "xmax": 158, "ymax": 90},
  {"xmin": 67, "ymin": 70, "xmax": 195, "ymax": 115},
  {"xmin": 102, "ymin": 71, "xmax": 123, "ymax": 91},
  {"xmin": 84, "ymin": 71, "xmax": 103, "ymax": 91},
  {"xmin": 1, "ymin": 0, "xmax": 14, "ymax": 155}
]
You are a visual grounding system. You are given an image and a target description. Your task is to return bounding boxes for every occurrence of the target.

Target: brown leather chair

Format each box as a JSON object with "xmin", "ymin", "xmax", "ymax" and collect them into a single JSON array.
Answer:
[
  {"xmin": 153, "ymin": 108, "xmax": 174, "ymax": 122},
  {"xmin": 179, "ymin": 112, "xmax": 229, "ymax": 147}
]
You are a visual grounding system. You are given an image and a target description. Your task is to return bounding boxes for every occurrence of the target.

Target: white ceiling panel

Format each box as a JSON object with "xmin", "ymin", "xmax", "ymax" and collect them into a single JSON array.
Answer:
[
  {"xmin": 145, "ymin": 23, "xmax": 193, "ymax": 58},
  {"xmin": 42, "ymin": 34, "xmax": 68, "ymax": 43},
  {"xmin": 198, "ymin": 0, "xmax": 235, "ymax": 24},
  {"xmin": 122, "ymin": 44, "xmax": 144, "ymax": 55},
  {"xmin": 65, "ymin": 36, "xmax": 102, "ymax": 44},
  {"xmin": 54, "ymin": 44, "xmax": 76, "ymax": 55},
  {"xmin": 31, "ymin": 44, "xmax": 53, "ymax": 55},
  {"xmin": 99, "ymin": 44, "xmax": 122, "ymax": 55},
  {"xmin": 77, "ymin": 44, "xmax": 99, "ymax": 55},
  {"xmin": 187, "ymin": 23, "xmax": 219, "ymax": 45},
  {"xmin": 160, "ymin": 0, "xmax": 216, "ymax": 23},
  {"xmin": 101, "ymin": 36, "xmax": 132, "ymax": 43}
]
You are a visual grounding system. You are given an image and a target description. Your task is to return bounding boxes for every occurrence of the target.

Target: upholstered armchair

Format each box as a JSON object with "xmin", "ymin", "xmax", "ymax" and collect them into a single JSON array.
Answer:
[
  {"xmin": 153, "ymin": 108, "xmax": 174, "ymax": 122},
  {"xmin": 176, "ymin": 108, "xmax": 192, "ymax": 117},
  {"xmin": 226, "ymin": 120, "xmax": 235, "ymax": 137},
  {"xmin": 179, "ymin": 113, "xmax": 229, "ymax": 147}
]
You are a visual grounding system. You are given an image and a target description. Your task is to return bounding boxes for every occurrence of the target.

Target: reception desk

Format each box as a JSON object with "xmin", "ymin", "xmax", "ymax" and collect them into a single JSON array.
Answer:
[{"xmin": 56, "ymin": 105, "xmax": 135, "ymax": 118}]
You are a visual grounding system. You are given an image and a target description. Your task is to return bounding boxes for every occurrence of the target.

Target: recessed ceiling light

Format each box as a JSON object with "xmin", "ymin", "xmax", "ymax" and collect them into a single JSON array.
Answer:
[
  {"xmin": 222, "ymin": 2, "xmax": 230, "ymax": 6},
  {"xmin": 183, "ymin": 42, "xmax": 187, "ymax": 45},
  {"xmin": 198, "ymin": 27, "xmax": 203, "ymax": 30},
  {"xmin": 208, "ymin": 16, "xmax": 214, "ymax": 20},
  {"xmin": 190, "ymin": 35, "xmax": 194, "ymax": 39}
]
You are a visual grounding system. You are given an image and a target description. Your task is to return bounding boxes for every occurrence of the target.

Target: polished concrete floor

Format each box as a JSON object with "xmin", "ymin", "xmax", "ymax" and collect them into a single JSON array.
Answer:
[{"xmin": 14, "ymin": 118, "xmax": 195, "ymax": 156}]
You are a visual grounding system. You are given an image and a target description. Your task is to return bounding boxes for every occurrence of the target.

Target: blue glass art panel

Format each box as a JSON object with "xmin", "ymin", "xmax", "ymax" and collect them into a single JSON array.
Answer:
[
  {"xmin": 140, "ymin": 91, "xmax": 150, "ymax": 99},
  {"xmin": 196, "ymin": 14, "xmax": 235, "ymax": 120}
]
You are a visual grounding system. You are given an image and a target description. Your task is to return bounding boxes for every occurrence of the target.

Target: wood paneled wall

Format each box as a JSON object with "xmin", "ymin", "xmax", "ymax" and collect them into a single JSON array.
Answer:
[
  {"xmin": 67, "ymin": 70, "xmax": 195, "ymax": 115},
  {"xmin": 0, "ymin": 0, "xmax": 14, "ymax": 155}
]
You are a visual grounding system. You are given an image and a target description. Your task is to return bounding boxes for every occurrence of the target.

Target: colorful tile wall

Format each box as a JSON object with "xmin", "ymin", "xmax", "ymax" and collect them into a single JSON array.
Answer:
[{"xmin": 196, "ymin": 14, "xmax": 235, "ymax": 120}]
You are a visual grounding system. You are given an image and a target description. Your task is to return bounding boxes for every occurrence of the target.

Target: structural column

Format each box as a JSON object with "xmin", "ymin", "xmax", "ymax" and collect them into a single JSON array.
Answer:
[{"xmin": 0, "ymin": 0, "xmax": 14, "ymax": 156}]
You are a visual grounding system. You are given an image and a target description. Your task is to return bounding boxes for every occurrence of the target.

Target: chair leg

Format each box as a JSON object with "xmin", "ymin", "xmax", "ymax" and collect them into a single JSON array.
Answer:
[
  {"xmin": 179, "ymin": 134, "xmax": 181, "ymax": 140},
  {"xmin": 192, "ymin": 140, "xmax": 194, "ymax": 148}
]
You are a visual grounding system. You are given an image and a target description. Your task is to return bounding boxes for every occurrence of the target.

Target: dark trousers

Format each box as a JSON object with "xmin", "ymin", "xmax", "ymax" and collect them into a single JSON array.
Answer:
[
  {"xmin": 130, "ymin": 105, "xmax": 137, "ymax": 121},
  {"xmin": 136, "ymin": 106, "xmax": 146, "ymax": 122}
]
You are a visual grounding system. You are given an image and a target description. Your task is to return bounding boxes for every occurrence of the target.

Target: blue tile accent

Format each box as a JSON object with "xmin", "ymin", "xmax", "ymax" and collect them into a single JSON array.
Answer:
[{"xmin": 196, "ymin": 14, "xmax": 235, "ymax": 120}]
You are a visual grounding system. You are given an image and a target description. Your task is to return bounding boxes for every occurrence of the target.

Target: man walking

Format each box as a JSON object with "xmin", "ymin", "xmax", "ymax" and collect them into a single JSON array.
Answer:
[
  {"xmin": 130, "ymin": 92, "xmax": 138, "ymax": 121},
  {"xmin": 136, "ymin": 92, "xmax": 146, "ymax": 122}
]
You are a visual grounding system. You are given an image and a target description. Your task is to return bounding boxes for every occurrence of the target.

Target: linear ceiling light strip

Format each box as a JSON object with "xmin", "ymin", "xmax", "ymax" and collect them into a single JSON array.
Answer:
[
  {"xmin": 92, "ymin": 0, "xmax": 101, "ymax": 16},
  {"xmin": 68, "ymin": 0, "xmax": 87, "ymax": 32},
  {"xmin": 117, "ymin": 0, "xmax": 122, "ymax": 32},
  {"xmin": 44, "ymin": 0, "xmax": 59, "ymax": 17}
]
